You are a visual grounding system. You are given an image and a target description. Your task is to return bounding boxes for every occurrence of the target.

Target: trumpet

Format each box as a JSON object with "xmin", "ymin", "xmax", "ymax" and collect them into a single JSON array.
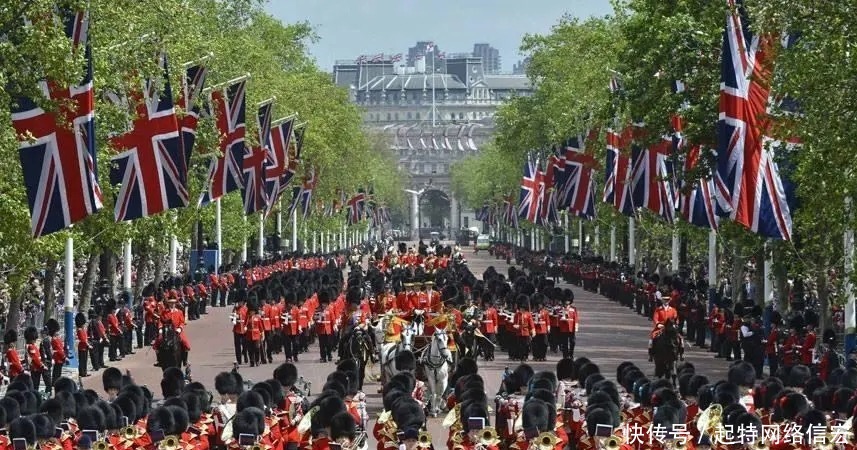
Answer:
[
  {"xmin": 479, "ymin": 427, "xmax": 500, "ymax": 447},
  {"xmin": 121, "ymin": 425, "xmax": 141, "ymax": 440},
  {"xmin": 534, "ymin": 432, "xmax": 559, "ymax": 450},
  {"xmin": 417, "ymin": 431, "xmax": 432, "ymax": 448},
  {"xmin": 249, "ymin": 445, "xmax": 264, "ymax": 450},
  {"xmin": 93, "ymin": 441, "xmax": 110, "ymax": 450},
  {"xmin": 159, "ymin": 435, "xmax": 181, "ymax": 450},
  {"xmin": 601, "ymin": 435, "xmax": 624, "ymax": 450}
]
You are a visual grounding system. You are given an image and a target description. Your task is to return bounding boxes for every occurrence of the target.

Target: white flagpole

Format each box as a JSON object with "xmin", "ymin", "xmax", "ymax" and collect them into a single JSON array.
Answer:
[
  {"xmin": 123, "ymin": 239, "xmax": 132, "ymax": 291},
  {"xmin": 563, "ymin": 213, "xmax": 569, "ymax": 253},
  {"xmin": 169, "ymin": 235, "xmax": 178, "ymax": 275},
  {"xmin": 628, "ymin": 217, "xmax": 636, "ymax": 267},
  {"xmin": 215, "ymin": 198, "xmax": 222, "ymax": 274},
  {"xmin": 594, "ymin": 225, "xmax": 600, "ymax": 256},
  {"xmin": 258, "ymin": 213, "xmax": 264, "ymax": 258},
  {"xmin": 578, "ymin": 219, "xmax": 583, "ymax": 254},
  {"xmin": 63, "ymin": 236, "xmax": 76, "ymax": 369},
  {"xmin": 241, "ymin": 215, "xmax": 248, "ymax": 263},
  {"xmin": 291, "ymin": 208, "xmax": 298, "ymax": 252},
  {"xmin": 671, "ymin": 229, "xmax": 680, "ymax": 273},
  {"xmin": 610, "ymin": 225, "xmax": 616, "ymax": 262},
  {"xmin": 708, "ymin": 230, "xmax": 717, "ymax": 292}
]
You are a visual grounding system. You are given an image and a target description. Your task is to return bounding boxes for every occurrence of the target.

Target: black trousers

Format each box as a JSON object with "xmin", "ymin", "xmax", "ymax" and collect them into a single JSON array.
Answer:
[
  {"xmin": 517, "ymin": 336, "xmax": 531, "ymax": 360},
  {"xmin": 768, "ymin": 354, "xmax": 779, "ymax": 377},
  {"xmin": 32, "ymin": 370, "xmax": 44, "ymax": 392},
  {"xmin": 319, "ymin": 334, "xmax": 333, "ymax": 360},
  {"xmin": 78, "ymin": 349, "xmax": 89, "ymax": 377},
  {"xmin": 123, "ymin": 330, "xmax": 134, "ymax": 354},
  {"xmin": 51, "ymin": 363, "xmax": 62, "ymax": 387},
  {"xmin": 549, "ymin": 328, "xmax": 560, "ymax": 353},
  {"xmin": 284, "ymin": 334, "xmax": 300, "ymax": 360},
  {"xmin": 246, "ymin": 340, "xmax": 261, "ymax": 366},
  {"xmin": 233, "ymin": 333, "xmax": 245, "ymax": 364},
  {"xmin": 532, "ymin": 334, "xmax": 548, "ymax": 360},
  {"xmin": 145, "ymin": 323, "xmax": 156, "ymax": 346},
  {"xmin": 482, "ymin": 333, "xmax": 496, "ymax": 360},
  {"xmin": 92, "ymin": 340, "xmax": 105, "ymax": 369},
  {"xmin": 108, "ymin": 335, "xmax": 121, "ymax": 360},
  {"xmin": 560, "ymin": 332, "xmax": 576, "ymax": 359}
]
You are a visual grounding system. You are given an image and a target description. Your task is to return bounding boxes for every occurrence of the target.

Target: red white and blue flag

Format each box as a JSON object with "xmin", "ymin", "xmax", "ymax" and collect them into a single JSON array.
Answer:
[
  {"xmin": 541, "ymin": 153, "xmax": 562, "ymax": 225},
  {"xmin": 242, "ymin": 101, "xmax": 273, "ymax": 215},
  {"xmin": 680, "ymin": 145, "xmax": 719, "ymax": 230},
  {"xmin": 603, "ymin": 129, "xmax": 634, "ymax": 216},
  {"xmin": 109, "ymin": 53, "xmax": 187, "ymax": 221},
  {"xmin": 715, "ymin": 0, "xmax": 793, "ymax": 240},
  {"xmin": 503, "ymin": 194, "xmax": 518, "ymax": 228},
  {"xmin": 11, "ymin": 8, "xmax": 103, "ymax": 237},
  {"xmin": 199, "ymin": 78, "xmax": 247, "ymax": 206},
  {"xmin": 630, "ymin": 135, "xmax": 677, "ymax": 223},
  {"xmin": 517, "ymin": 156, "xmax": 544, "ymax": 223},
  {"xmin": 263, "ymin": 116, "xmax": 295, "ymax": 215},
  {"xmin": 288, "ymin": 166, "xmax": 317, "ymax": 219},
  {"xmin": 177, "ymin": 61, "xmax": 208, "ymax": 173},
  {"xmin": 560, "ymin": 135, "xmax": 598, "ymax": 219},
  {"xmin": 347, "ymin": 191, "xmax": 366, "ymax": 225}
]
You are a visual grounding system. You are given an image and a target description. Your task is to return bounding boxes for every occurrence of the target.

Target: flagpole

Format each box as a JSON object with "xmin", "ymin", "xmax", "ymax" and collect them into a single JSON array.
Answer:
[
  {"xmin": 123, "ymin": 239, "xmax": 132, "ymax": 291},
  {"xmin": 671, "ymin": 229, "xmax": 680, "ymax": 273},
  {"xmin": 563, "ymin": 213, "xmax": 569, "ymax": 253},
  {"xmin": 63, "ymin": 235, "xmax": 77, "ymax": 370},
  {"xmin": 291, "ymin": 208, "xmax": 298, "ymax": 252},
  {"xmin": 241, "ymin": 215, "xmax": 248, "ymax": 263},
  {"xmin": 845, "ymin": 198, "xmax": 856, "ymax": 354},
  {"xmin": 169, "ymin": 234, "xmax": 178, "ymax": 275},
  {"xmin": 708, "ymin": 230, "xmax": 717, "ymax": 304},
  {"xmin": 628, "ymin": 217, "xmax": 636, "ymax": 267},
  {"xmin": 258, "ymin": 213, "xmax": 264, "ymax": 259},
  {"xmin": 215, "ymin": 198, "xmax": 222, "ymax": 274},
  {"xmin": 594, "ymin": 225, "xmax": 600, "ymax": 256},
  {"xmin": 431, "ymin": 49, "xmax": 436, "ymax": 128},
  {"xmin": 610, "ymin": 226, "xmax": 616, "ymax": 262}
]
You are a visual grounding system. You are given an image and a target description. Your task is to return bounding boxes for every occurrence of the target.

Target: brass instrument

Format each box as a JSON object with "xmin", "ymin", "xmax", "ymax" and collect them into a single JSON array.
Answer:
[
  {"xmin": 534, "ymin": 432, "xmax": 559, "ymax": 450},
  {"xmin": 159, "ymin": 435, "xmax": 181, "ymax": 450},
  {"xmin": 121, "ymin": 425, "xmax": 141, "ymax": 440},
  {"xmin": 479, "ymin": 427, "xmax": 500, "ymax": 447},
  {"xmin": 816, "ymin": 433, "xmax": 835, "ymax": 450},
  {"xmin": 601, "ymin": 435, "xmax": 624, "ymax": 450},
  {"xmin": 297, "ymin": 406, "xmax": 320, "ymax": 435},
  {"xmin": 249, "ymin": 445, "xmax": 264, "ymax": 450},
  {"xmin": 416, "ymin": 431, "xmax": 432, "ymax": 448},
  {"xmin": 93, "ymin": 441, "xmax": 110, "ymax": 450},
  {"xmin": 696, "ymin": 403, "xmax": 723, "ymax": 435},
  {"xmin": 751, "ymin": 438, "xmax": 769, "ymax": 450}
]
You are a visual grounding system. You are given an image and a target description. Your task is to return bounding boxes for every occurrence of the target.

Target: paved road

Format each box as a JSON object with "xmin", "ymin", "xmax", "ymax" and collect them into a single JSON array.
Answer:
[{"xmin": 82, "ymin": 245, "xmax": 729, "ymax": 446}]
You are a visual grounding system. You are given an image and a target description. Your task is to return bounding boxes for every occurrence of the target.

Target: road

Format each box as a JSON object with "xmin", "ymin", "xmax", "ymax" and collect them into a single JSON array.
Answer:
[{"xmin": 82, "ymin": 245, "xmax": 728, "ymax": 446}]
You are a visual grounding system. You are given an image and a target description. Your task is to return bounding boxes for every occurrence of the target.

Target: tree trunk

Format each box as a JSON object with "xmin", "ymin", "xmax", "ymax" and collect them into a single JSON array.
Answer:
[
  {"xmin": 4, "ymin": 292, "xmax": 23, "ymax": 333},
  {"xmin": 679, "ymin": 232, "xmax": 688, "ymax": 270},
  {"xmin": 753, "ymin": 246, "xmax": 765, "ymax": 308},
  {"xmin": 79, "ymin": 252, "xmax": 99, "ymax": 313},
  {"xmin": 818, "ymin": 270, "xmax": 830, "ymax": 332},
  {"xmin": 153, "ymin": 253, "xmax": 165, "ymax": 289},
  {"xmin": 42, "ymin": 259, "xmax": 59, "ymax": 321},
  {"xmin": 731, "ymin": 246, "xmax": 744, "ymax": 308},
  {"xmin": 99, "ymin": 249, "xmax": 117, "ymax": 298}
]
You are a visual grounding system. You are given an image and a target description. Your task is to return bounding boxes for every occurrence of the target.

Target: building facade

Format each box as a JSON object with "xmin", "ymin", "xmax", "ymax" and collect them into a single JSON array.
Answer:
[
  {"xmin": 333, "ymin": 55, "xmax": 532, "ymax": 237},
  {"xmin": 472, "ymin": 43, "xmax": 501, "ymax": 74}
]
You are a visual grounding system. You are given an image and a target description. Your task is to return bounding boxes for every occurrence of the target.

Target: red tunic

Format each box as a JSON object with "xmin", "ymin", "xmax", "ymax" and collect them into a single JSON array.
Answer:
[
  {"xmin": 232, "ymin": 305, "xmax": 248, "ymax": 334},
  {"xmin": 513, "ymin": 311, "xmax": 535, "ymax": 337},
  {"xmin": 534, "ymin": 309, "xmax": 550, "ymax": 335},
  {"xmin": 76, "ymin": 327, "xmax": 89, "ymax": 351},
  {"xmin": 27, "ymin": 342, "xmax": 45, "ymax": 372},
  {"xmin": 558, "ymin": 306, "xmax": 579, "ymax": 333},
  {"xmin": 51, "ymin": 336, "xmax": 66, "ymax": 364},
  {"xmin": 481, "ymin": 307, "xmax": 498, "ymax": 334}
]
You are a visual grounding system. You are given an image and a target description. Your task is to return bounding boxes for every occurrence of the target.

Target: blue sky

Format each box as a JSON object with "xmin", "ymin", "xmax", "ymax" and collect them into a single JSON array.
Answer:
[{"xmin": 264, "ymin": 0, "xmax": 614, "ymax": 71}]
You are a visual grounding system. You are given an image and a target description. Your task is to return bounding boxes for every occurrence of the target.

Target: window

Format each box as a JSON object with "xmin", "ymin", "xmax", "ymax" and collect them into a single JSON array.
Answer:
[
  {"xmin": 416, "ymin": 112, "xmax": 421, "ymax": 120},
  {"xmin": 459, "ymin": 113, "xmax": 464, "ymax": 120},
  {"xmin": 464, "ymin": 217, "xmax": 470, "ymax": 228},
  {"xmin": 407, "ymin": 112, "xmax": 412, "ymax": 120},
  {"xmin": 394, "ymin": 112, "xmax": 399, "ymax": 120}
]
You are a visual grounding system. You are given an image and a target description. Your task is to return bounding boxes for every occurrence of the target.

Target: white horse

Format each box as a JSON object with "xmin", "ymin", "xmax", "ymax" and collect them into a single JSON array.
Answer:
[
  {"xmin": 379, "ymin": 323, "xmax": 416, "ymax": 383},
  {"xmin": 421, "ymin": 327, "xmax": 453, "ymax": 417}
]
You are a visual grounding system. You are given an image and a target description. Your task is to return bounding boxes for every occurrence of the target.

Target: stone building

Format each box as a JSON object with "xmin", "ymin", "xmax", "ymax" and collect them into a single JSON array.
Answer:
[{"xmin": 332, "ymin": 54, "xmax": 532, "ymax": 239}]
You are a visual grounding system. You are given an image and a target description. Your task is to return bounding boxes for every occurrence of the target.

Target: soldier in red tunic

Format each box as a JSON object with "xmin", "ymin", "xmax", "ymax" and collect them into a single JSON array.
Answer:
[
  {"xmin": 24, "ymin": 326, "xmax": 46, "ymax": 391},
  {"xmin": 512, "ymin": 296, "xmax": 535, "ymax": 362},
  {"xmin": 45, "ymin": 318, "xmax": 67, "ymax": 389},
  {"xmin": 480, "ymin": 295, "xmax": 499, "ymax": 361},
  {"xmin": 244, "ymin": 300, "xmax": 264, "ymax": 367},
  {"xmin": 75, "ymin": 312, "xmax": 92, "ymax": 378}
]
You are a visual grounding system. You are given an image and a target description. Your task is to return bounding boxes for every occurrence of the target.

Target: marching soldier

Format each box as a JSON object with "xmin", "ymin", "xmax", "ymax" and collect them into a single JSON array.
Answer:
[
  {"xmin": 480, "ymin": 294, "xmax": 499, "ymax": 361},
  {"xmin": 559, "ymin": 293, "xmax": 579, "ymax": 360},
  {"xmin": 532, "ymin": 296, "xmax": 550, "ymax": 361},
  {"xmin": 24, "ymin": 326, "xmax": 46, "ymax": 390},
  {"xmin": 316, "ymin": 291, "xmax": 336, "ymax": 362},
  {"xmin": 75, "ymin": 312, "xmax": 91, "ymax": 378},
  {"xmin": 231, "ymin": 291, "xmax": 248, "ymax": 365},
  {"xmin": 245, "ymin": 299, "xmax": 264, "ymax": 366},
  {"xmin": 512, "ymin": 297, "xmax": 534, "ymax": 361},
  {"xmin": 160, "ymin": 295, "xmax": 192, "ymax": 366},
  {"xmin": 88, "ymin": 308, "xmax": 107, "ymax": 370},
  {"xmin": 764, "ymin": 314, "xmax": 781, "ymax": 376},
  {"xmin": 106, "ymin": 298, "xmax": 123, "ymax": 362},
  {"xmin": 45, "ymin": 318, "xmax": 66, "ymax": 390}
]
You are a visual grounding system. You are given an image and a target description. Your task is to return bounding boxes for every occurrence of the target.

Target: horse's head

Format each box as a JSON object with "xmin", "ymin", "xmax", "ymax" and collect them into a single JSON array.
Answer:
[
  {"xmin": 431, "ymin": 328, "xmax": 452, "ymax": 361},
  {"xmin": 400, "ymin": 326, "xmax": 415, "ymax": 350}
]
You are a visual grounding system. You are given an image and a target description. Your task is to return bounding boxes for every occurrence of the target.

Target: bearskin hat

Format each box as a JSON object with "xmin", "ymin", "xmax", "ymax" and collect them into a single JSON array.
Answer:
[
  {"xmin": 461, "ymin": 403, "xmax": 490, "ymax": 433},
  {"xmin": 789, "ymin": 314, "xmax": 805, "ymax": 331},
  {"xmin": 521, "ymin": 399, "xmax": 551, "ymax": 433},
  {"xmin": 393, "ymin": 400, "xmax": 425, "ymax": 432},
  {"xmin": 345, "ymin": 287, "xmax": 362, "ymax": 306},
  {"xmin": 77, "ymin": 405, "xmax": 107, "ymax": 432},
  {"xmin": 23, "ymin": 326, "xmax": 39, "ymax": 343},
  {"xmin": 31, "ymin": 413, "xmax": 55, "ymax": 440},
  {"xmin": 556, "ymin": 358, "xmax": 576, "ymax": 382},
  {"xmin": 251, "ymin": 383, "xmax": 273, "ymax": 409},
  {"xmin": 9, "ymin": 417, "xmax": 36, "ymax": 446},
  {"xmin": 44, "ymin": 318, "xmax": 60, "ymax": 336},
  {"xmin": 0, "ymin": 398, "xmax": 21, "ymax": 423},
  {"xmin": 102, "ymin": 367, "xmax": 123, "ymax": 392},
  {"xmin": 727, "ymin": 361, "xmax": 756, "ymax": 388},
  {"xmin": 787, "ymin": 365, "xmax": 812, "ymax": 389},
  {"xmin": 823, "ymin": 328, "xmax": 837, "ymax": 345},
  {"xmin": 394, "ymin": 350, "xmax": 416, "ymax": 373},
  {"xmin": 234, "ymin": 407, "xmax": 265, "ymax": 438},
  {"xmin": 74, "ymin": 313, "xmax": 88, "ymax": 328},
  {"xmin": 237, "ymin": 390, "xmax": 265, "ymax": 412},
  {"xmin": 329, "ymin": 411, "xmax": 357, "ymax": 441},
  {"xmin": 214, "ymin": 371, "xmax": 242, "ymax": 396},
  {"xmin": 273, "ymin": 363, "xmax": 298, "ymax": 388},
  {"xmin": 54, "ymin": 391, "xmax": 76, "ymax": 419},
  {"xmin": 39, "ymin": 398, "xmax": 63, "ymax": 425},
  {"xmin": 775, "ymin": 392, "xmax": 809, "ymax": 422},
  {"xmin": 577, "ymin": 363, "xmax": 600, "ymax": 386},
  {"xmin": 585, "ymin": 407, "xmax": 616, "ymax": 437},
  {"xmin": 3, "ymin": 329, "xmax": 18, "ymax": 345}
]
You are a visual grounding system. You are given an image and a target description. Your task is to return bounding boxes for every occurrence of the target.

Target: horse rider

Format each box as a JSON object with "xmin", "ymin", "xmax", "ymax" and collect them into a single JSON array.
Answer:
[
  {"xmin": 338, "ymin": 287, "xmax": 377, "ymax": 362},
  {"xmin": 649, "ymin": 292, "xmax": 679, "ymax": 362},
  {"xmin": 155, "ymin": 295, "xmax": 192, "ymax": 366}
]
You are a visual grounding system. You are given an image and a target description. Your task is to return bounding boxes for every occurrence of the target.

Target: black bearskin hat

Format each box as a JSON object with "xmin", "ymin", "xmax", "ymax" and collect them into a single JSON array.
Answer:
[
  {"xmin": 823, "ymin": 328, "xmax": 837, "ymax": 345},
  {"xmin": 273, "ymin": 363, "xmax": 298, "ymax": 388},
  {"xmin": 727, "ymin": 361, "xmax": 756, "ymax": 388},
  {"xmin": 214, "ymin": 371, "xmax": 242, "ymax": 396},
  {"xmin": 329, "ymin": 411, "xmax": 357, "ymax": 441},
  {"xmin": 9, "ymin": 417, "xmax": 36, "ymax": 446},
  {"xmin": 75, "ymin": 313, "xmax": 88, "ymax": 328},
  {"xmin": 45, "ymin": 318, "xmax": 60, "ymax": 335},
  {"xmin": 102, "ymin": 367, "xmax": 123, "ymax": 392},
  {"xmin": 394, "ymin": 350, "xmax": 417, "ymax": 373},
  {"xmin": 521, "ymin": 399, "xmax": 551, "ymax": 433},
  {"xmin": 23, "ymin": 326, "xmax": 39, "ymax": 343},
  {"xmin": 556, "ymin": 358, "xmax": 576, "ymax": 381}
]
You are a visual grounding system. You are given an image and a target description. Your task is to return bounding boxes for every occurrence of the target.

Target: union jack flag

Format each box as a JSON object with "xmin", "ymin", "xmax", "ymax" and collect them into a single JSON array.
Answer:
[
  {"xmin": 347, "ymin": 191, "xmax": 366, "ymax": 225},
  {"xmin": 476, "ymin": 203, "xmax": 494, "ymax": 225},
  {"xmin": 630, "ymin": 135, "xmax": 677, "ymax": 223},
  {"xmin": 391, "ymin": 53, "xmax": 403, "ymax": 63},
  {"xmin": 109, "ymin": 53, "xmax": 187, "ymax": 221},
  {"xmin": 517, "ymin": 155, "xmax": 544, "ymax": 223},
  {"xmin": 680, "ymin": 145, "xmax": 719, "ymax": 230},
  {"xmin": 603, "ymin": 129, "xmax": 634, "ymax": 216},
  {"xmin": 242, "ymin": 101, "xmax": 273, "ymax": 214},
  {"xmin": 263, "ymin": 116, "xmax": 295, "ymax": 215},
  {"xmin": 199, "ymin": 79, "xmax": 246, "ymax": 206},
  {"xmin": 715, "ymin": 0, "xmax": 793, "ymax": 240},
  {"xmin": 503, "ymin": 194, "xmax": 518, "ymax": 228},
  {"xmin": 288, "ymin": 166, "xmax": 317, "ymax": 219},
  {"xmin": 561, "ymin": 135, "xmax": 598, "ymax": 219},
  {"xmin": 177, "ymin": 62, "xmax": 208, "ymax": 173},
  {"xmin": 370, "ymin": 53, "xmax": 384, "ymax": 63},
  {"xmin": 11, "ymin": 8, "xmax": 103, "ymax": 237}
]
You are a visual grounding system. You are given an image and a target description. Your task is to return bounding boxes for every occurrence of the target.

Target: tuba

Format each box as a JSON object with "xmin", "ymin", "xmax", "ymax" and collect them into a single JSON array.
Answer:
[
  {"xmin": 534, "ymin": 432, "xmax": 559, "ymax": 450},
  {"xmin": 416, "ymin": 431, "xmax": 432, "ymax": 448},
  {"xmin": 602, "ymin": 435, "xmax": 624, "ymax": 450},
  {"xmin": 159, "ymin": 435, "xmax": 181, "ymax": 450},
  {"xmin": 479, "ymin": 427, "xmax": 500, "ymax": 447},
  {"xmin": 93, "ymin": 441, "xmax": 110, "ymax": 450}
]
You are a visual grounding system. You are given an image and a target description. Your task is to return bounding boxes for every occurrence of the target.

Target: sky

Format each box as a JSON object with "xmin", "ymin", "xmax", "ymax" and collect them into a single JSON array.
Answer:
[{"xmin": 264, "ymin": 0, "xmax": 614, "ymax": 72}]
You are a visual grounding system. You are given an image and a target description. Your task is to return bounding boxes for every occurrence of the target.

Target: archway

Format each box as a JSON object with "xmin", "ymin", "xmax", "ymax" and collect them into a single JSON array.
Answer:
[{"xmin": 417, "ymin": 189, "xmax": 450, "ymax": 239}]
